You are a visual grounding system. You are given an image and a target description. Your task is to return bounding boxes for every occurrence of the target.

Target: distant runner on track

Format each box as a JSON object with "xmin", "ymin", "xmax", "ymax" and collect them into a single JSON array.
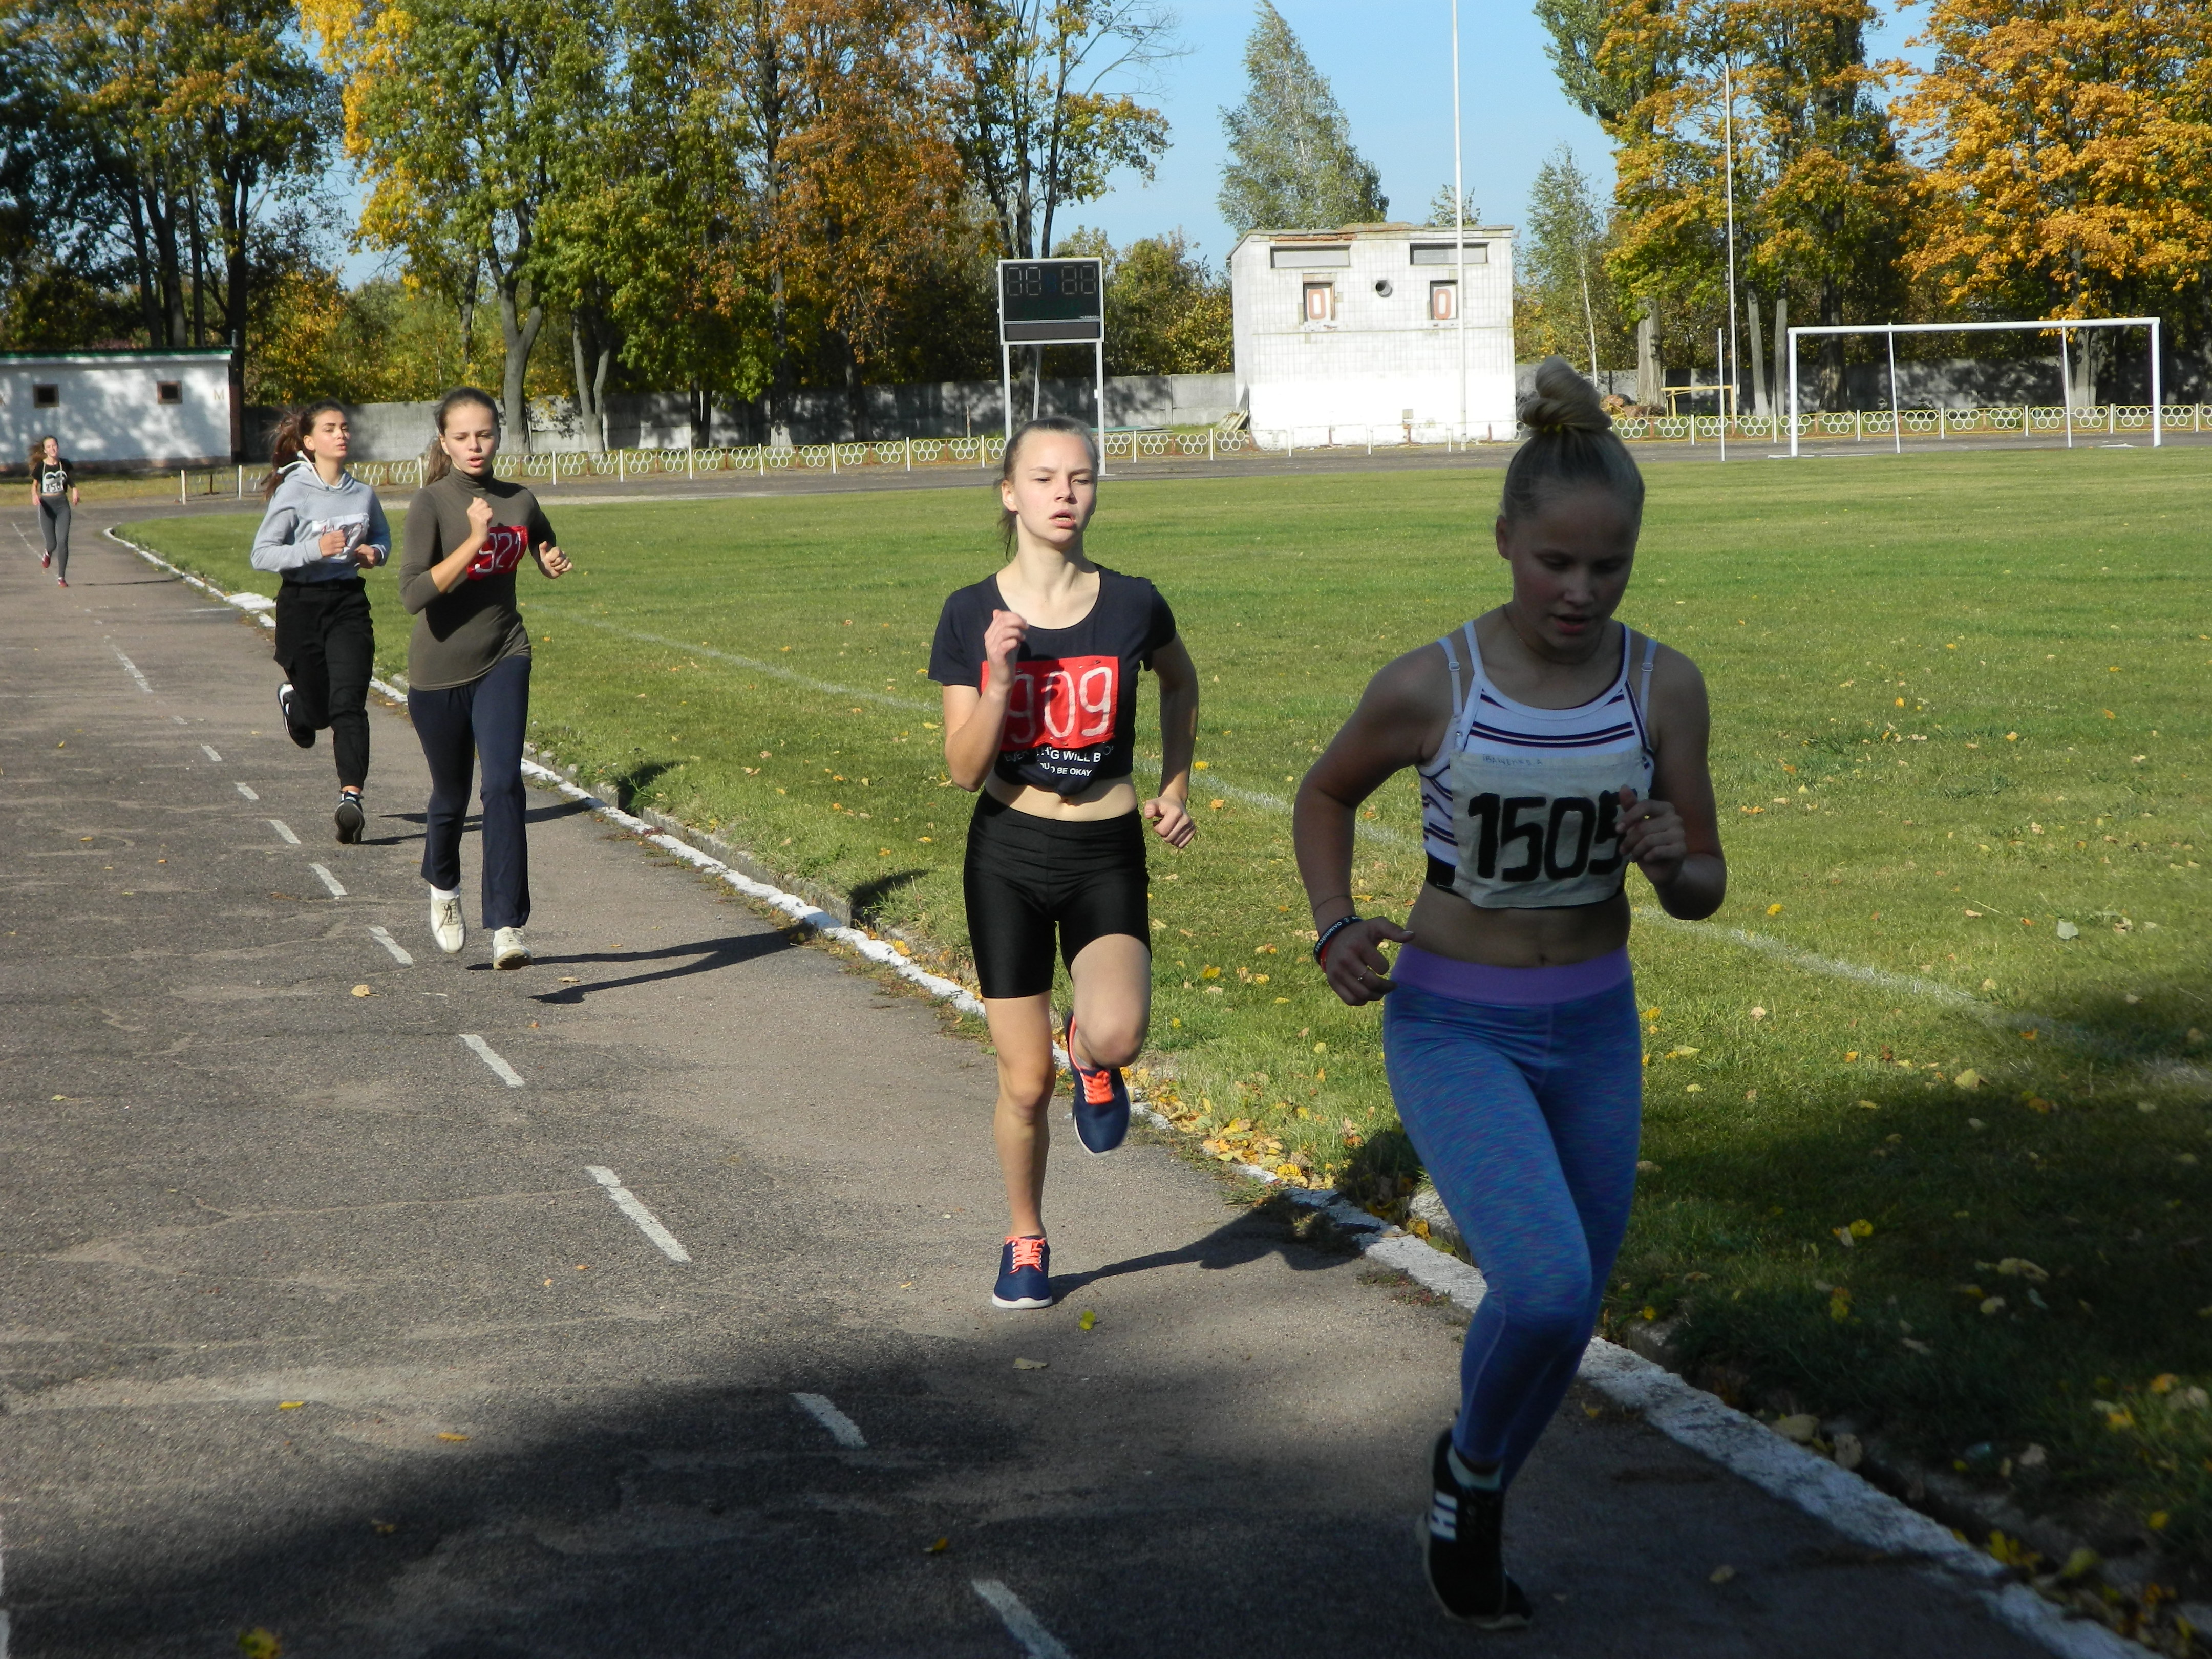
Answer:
[
  {"xmin": 1293, "ymin": 358, "xmax": 1726, "ymax": 1629},
  {"xmin": 931, "ymin": 415, "xmax": 1200, "ymax": 1313},
  {"xmin": 399, "ymin": 387, "xmax": 572, "ymax": 970},
  {"xmin": 250, "ymin": 400, "xmax": 390, "ymax": 843},
  {"xmin": 30, "ymin": 435, "xmax": 79, "ymax": 587}
]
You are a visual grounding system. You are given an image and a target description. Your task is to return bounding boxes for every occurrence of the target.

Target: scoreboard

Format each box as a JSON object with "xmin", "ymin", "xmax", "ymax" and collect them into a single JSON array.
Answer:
[{"xmin": 998, "ymin": 259, "xmax": 1104, "ymax": 344}]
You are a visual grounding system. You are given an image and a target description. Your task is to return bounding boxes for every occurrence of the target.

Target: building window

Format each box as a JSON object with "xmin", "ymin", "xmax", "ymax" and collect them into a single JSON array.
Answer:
[
  {"xmin": 1303, "ymin": 282, "xmax": 1336, "ymax": 324},
  {"xmin": 1271, "ymin": 244, "xmax": 1351, "ymax": 269},
  {"xmin": 156, "ymin": 380, "xmax": 182, "ymax": 405},
  {"xmin": 1429, "ymin": 281, "xmax": 1458, "ymax": 322},
  {"xmin": 1411, "ymin": 242, "xmax": 1488, "ymax": 266},
  {"xmin": 32, "ymin": 384, "xmax": 58, "ymax": 408}
]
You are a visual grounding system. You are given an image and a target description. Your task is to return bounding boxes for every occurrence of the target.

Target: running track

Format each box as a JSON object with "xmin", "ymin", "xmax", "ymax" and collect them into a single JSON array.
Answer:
[{"xmin": 0, "ymin": 507, "xmax": 2058, "ymax": 1656}]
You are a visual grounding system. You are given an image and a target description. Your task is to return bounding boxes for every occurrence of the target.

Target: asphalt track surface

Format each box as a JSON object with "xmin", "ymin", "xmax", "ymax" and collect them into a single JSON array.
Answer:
[{"xmin": 0, "ymin": 508, "xmax": 2060, "ymax": 1656}]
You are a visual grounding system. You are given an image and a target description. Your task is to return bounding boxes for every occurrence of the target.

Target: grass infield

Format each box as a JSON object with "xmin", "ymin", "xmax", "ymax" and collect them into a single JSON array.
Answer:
[{"xmin": 127, "ymin": 449, "xmax": 2212, "ymax": 1576}]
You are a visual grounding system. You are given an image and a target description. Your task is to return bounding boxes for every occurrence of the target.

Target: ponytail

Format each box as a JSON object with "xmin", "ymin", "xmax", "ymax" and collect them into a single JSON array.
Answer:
[
  {"xmin": 1500, "ymin": 356, "xmax": 1645, "ymax": 526},
  {"xmin": 261, "ymin": 399, "xmax": 348, "ymax": 500},
  {"xmin": 423, "ymin": 386, "xmax": 500, "ymax": 484},
  {"xmin": 28, "ymin": 434, "xmax": 57, "ymax": 473}
]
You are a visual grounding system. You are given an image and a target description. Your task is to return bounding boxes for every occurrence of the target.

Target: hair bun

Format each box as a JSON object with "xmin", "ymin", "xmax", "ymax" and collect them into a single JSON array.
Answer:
[{"xmin": 1518, "ymin": 355, "xmax": 1611, "ymax": 435}]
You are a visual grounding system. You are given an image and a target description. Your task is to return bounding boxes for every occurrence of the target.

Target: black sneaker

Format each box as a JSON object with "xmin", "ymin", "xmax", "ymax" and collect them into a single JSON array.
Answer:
[
  {"xmin": 278, "ymin": 684, "xmax": 314, "ymax": 749},
  {"xmin": 334, "ymin": 792, "xmax": 365, "ymax": 843},
  {"xmin": 1420, "ymin": 1431, "xmax": 1532, "ymax": 1628}
]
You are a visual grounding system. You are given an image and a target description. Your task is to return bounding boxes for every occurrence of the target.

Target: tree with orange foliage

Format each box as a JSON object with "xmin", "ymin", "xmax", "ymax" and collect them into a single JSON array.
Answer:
[
  {"xmin": 1586, "ymin": 0, "xmax": 1909, "ymax": 409},
  {"xmin": 1898, "ymin": 0, "xmax": 2212, "ymax": 400}
]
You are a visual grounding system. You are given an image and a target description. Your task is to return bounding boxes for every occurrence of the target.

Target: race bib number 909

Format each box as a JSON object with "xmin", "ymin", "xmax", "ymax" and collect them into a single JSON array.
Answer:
[
  {"xmin": 468, "ymin": 524, "xmax": 528, "ymax": 578},
  {"xmin": 986, "ymin": 654, "xmax": 1118, "ymax": 752}
]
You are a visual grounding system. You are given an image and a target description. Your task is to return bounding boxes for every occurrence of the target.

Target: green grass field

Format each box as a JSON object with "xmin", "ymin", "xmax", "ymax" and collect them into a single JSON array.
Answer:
[{"xmin": 127, "ymin": 449, "xmax": 2212, "ymax": 1583}]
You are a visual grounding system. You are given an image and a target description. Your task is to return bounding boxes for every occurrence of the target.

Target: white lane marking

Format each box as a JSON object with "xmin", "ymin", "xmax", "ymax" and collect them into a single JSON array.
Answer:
[
  {"xmin": 106, "ymin": 640, "xmax": 152, "ymax": 694},
  {"xmin": 970, "ymin": 1580, "xmax": 1073, "ymax": 1659},
  {"xmin": 791, "ymin": 1392, "xmax": 866, "ymax": 1449},
  {"xmin": 233, "ymin": 781, "xmax": 259, "ymax": 801},
  {"xmin": 368, "ymin": 925, "xmax": 413, "ymax": 965},
  {"xmin": 310, "ymin": 863, "xmax": 347, "ymax": 898},
  {"xmin": 1633, "ymin": 907, "xmax": 2210, "ymax": 1086},
  {"xmin": 585, "ymin": 1166, "xmax": 693, "ymax": 1263},
  {"xmin": 201, "ymin": 744, "xmax": 223, "ymax": 762},
  {"xmin": 267, "ymin": 819, "xmax": 300, "ymax": 845},
  {"xmin": 459, "ymin": 1033, "xmax": 524, "ymax": 1088}
]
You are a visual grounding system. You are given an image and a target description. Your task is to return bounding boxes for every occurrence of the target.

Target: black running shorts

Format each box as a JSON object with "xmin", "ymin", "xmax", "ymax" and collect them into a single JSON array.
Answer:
[{"xmin": 963, "ymin": 793, "xmax": 1150, "ymax": 1000}]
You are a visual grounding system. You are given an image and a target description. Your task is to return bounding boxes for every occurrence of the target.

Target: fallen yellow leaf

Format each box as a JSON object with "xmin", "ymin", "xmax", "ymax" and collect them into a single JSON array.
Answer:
[
  {"xmin": 436, "ymin": 1432, "xmax": 469, "ymax": 1442},
  {"xmin": 926, "ymin": 1536, "xmax": 950, "ymax": 1554},
  {"xmin": 278, "ymin": 1401, "xmax": 305, "ymax": 1410},
  {"xmin": 1954, "ymin": 1069, "xmax": 1982, "ymax": 1090},
  {"xmin": 1078, "ymin": 1309, "xmax": 1097, "ymax": 1331},
  {"xmin": 1012, "ymin": 1357, "xmax": 1048, "ymax": 1371},
  {"xmin": 350, "ymin": 984, "xmax": 374, "ymax": 998},
  {"xmin": 1710, "ymin": 1564, "xmax": 1736, "ymax": 1585},
  {"xmin": 1766, "ymin": 903, "xmax": 1783, "ymax": 916}
]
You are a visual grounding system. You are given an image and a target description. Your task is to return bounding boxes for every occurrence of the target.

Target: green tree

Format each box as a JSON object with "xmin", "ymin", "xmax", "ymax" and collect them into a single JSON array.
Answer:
[
  {"xmin": 1425, "ymin": 186, "xmax": 1479, "ymax": 228},
  {"xmin": 1520, "ymin": 144, "xmax": 1628, "ymax": 375},
  {"xmin": 1055, "ymin": 227, "xmax": 1231, "ymax": 375},
  {"xmin": 304, "ymin": 0, "xmax": 610, "ymax": 450},
  {"xmin": 1218, "ymin": 2, "xmax": 1386, "ymax": 235},
  {"xmin": 937, "ymin": 0, "xmax": 1175, "ymax": 260}
]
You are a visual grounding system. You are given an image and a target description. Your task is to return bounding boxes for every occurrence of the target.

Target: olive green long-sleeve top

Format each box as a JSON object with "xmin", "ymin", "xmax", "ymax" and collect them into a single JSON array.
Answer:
[{"xmin": 399, "ymin": 469, "xmax": 553, "ymax": 691}]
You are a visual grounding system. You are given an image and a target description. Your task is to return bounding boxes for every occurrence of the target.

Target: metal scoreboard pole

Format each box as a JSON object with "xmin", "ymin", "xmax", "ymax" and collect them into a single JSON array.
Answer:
[{"xmin": 997, "ymin": 257, "xmax": 1107, "ymax": 463}]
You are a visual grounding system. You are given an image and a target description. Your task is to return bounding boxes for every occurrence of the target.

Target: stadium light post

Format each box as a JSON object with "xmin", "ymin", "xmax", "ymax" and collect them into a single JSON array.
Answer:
[
  {"xmin": 1722, "ymin": 54, "xmax": 1738, "ymax": 450},
  {"xmin": 1451, "ymin": 0, "xmax": 1467, "ymax": 441}
]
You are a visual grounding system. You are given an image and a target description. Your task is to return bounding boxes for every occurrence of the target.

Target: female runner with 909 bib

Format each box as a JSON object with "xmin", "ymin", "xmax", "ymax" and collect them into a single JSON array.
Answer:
[
  {"xmin": 1292, "ymin": 360, "xmax": 1725, "ymax": 1629},
  {"xmin": 932, "ymin": 415, "xmax": 1199, "ymax": 1312}
]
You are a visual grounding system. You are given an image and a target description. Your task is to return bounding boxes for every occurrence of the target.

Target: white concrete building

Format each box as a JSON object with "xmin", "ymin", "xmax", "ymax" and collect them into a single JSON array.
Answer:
[
  {"xmin": 2, "ymin": 348, "xmax": 238, "ymax": 471},
  {"xmin": 1229, "ymin": 223, "xmax": 1517, "ymax": 440}
]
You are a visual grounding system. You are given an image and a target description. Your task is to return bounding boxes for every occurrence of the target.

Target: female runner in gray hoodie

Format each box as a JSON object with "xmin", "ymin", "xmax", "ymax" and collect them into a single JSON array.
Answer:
[{"xmin": 250, "ymin": 400, "xmax": 391, "ymax": 843}]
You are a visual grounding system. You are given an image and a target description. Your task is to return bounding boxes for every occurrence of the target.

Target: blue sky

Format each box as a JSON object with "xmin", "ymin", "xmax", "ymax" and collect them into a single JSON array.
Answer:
[
  {"xmin": 336, "ymin": 1, "xmax": 1927, "ymax": 283},
  {"xmin": 1058, "ymin": 0, "xmax": 1930, "ymax": 267}
]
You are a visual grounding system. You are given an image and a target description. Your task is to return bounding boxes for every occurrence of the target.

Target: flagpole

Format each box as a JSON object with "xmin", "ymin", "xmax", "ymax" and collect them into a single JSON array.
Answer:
[{"xmin": 1452, "ymin": 0, "xmax": 1467, "ymax": 442}]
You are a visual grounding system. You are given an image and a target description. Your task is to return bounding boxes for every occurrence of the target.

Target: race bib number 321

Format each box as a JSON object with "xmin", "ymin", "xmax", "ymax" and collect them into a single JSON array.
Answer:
[
  {"xmin": 468, "ymin": 524, "xmax": 528, "ymax": 578},
  {"xmin": 985, "ymin": 654, "xmax": 1118, "ymax": 752}
]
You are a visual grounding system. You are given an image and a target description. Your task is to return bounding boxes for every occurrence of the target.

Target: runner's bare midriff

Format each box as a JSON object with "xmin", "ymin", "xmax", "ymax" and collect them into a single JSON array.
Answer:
[
  {"xmin": 985, "ymin": 773, "xmax": 1139, "ymax": 821},
  {"xmin": 1405, "ymin": 882, "xmax": 1631, "ymax": 969}
]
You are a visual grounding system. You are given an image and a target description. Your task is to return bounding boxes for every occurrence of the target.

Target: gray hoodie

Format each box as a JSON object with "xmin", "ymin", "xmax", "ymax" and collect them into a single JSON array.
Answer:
[{"xmin": 250, "ymin": 463, "xmax": 391, "ymax": 583}]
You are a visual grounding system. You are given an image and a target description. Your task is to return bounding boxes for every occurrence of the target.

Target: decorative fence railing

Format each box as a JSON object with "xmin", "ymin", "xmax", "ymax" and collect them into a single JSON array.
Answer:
[{"xmin": 323, "ymin": 403, "xmax": 2208, "ymax": 491}]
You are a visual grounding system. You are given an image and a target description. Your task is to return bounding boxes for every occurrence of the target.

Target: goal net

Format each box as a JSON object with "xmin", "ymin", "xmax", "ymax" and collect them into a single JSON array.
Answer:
[{"xmin": 1779, "ymin": 317, "xmax": 2165, "ymax": 455}]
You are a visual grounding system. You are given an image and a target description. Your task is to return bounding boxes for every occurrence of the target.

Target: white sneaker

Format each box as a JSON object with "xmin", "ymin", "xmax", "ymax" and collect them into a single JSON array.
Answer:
[
  {"xmin": 430, "ymin": 891, "xmax": 464, "ymax": 955},
  {"xmin": 492, "ymin": 927, "xmax": 530, "ymax": 969}
]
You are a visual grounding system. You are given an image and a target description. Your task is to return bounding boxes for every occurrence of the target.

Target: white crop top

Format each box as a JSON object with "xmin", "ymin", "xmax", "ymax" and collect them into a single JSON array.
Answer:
[{"xmin": 1417, "ymin": 620, "xmax": 1657, "ymax": 909}]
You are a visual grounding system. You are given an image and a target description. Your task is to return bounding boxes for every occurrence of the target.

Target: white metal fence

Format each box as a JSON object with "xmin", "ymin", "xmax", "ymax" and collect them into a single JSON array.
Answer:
[{"xmin": 323, "ymin": 403, "xmax": 2208, "ymax": 491}]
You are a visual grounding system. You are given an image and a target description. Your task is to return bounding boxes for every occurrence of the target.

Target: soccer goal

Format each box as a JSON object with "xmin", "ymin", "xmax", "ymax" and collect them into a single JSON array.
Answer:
[{"xmin": 1785, "ymin": 317, "xmax": 2164, "ymax": 457}]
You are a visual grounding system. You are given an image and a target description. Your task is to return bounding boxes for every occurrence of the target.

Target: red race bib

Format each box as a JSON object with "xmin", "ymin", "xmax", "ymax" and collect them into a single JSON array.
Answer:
[
  {"xmin": 986, "ymin": 655, "xmax": 1119, "ymax": 752},
  {"xmin": 467, "ymin": 524, "xmax": 528, "ymax": 578}
]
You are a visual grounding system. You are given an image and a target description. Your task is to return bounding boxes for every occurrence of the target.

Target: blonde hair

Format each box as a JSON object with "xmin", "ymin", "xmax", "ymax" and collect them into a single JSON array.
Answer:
[
  {"xmin": 1500, "ymin": 356, "xmax": 1645, "ymax": 525},
  {"xmin": 996, "ymin": 416, "xmax": 1099, "ymax": 554},
  {"xmin": 422, "ymin": 387, "xmax": 500, "ymax": 484}
]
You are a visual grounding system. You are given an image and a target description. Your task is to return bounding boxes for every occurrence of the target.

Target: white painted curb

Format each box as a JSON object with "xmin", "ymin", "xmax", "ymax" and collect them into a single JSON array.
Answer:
[{"xmin": 110, "ymin": 523, "xmax": 2152, "ymax": 1659}]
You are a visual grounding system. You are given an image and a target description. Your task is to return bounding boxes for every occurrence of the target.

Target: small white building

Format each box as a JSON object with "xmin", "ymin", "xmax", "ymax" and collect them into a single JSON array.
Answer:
[
  {"xmin": 1229, "ymin": 223, "xmax": 1517, "ymax": 440},
  {"xmin": 2, "ymin": 348, "xmax": 238, "ymax": 471}
]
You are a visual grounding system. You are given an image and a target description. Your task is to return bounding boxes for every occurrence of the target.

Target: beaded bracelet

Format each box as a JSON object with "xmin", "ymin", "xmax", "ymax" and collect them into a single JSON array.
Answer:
[{"xmin": 1312, "ymin": 913, "xmax": 1363, "ymax": 966}]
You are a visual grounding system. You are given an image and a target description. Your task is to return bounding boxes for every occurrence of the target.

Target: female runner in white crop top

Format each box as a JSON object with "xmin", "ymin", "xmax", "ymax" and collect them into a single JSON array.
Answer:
[{"xmin": 1292, "ymin": 358, "xmax": 1725, "ymax": 1629}]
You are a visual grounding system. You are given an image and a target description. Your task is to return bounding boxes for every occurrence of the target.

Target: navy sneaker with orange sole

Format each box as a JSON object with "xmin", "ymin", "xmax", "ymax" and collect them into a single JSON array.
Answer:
[
  {"xmin": 992, "ymin": 1235, "xmax": 1051, "ymax": 1310},
  {"xmin": 1065, "ymin": 1013, "xmax": 1130, "ymax": 1155}
]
